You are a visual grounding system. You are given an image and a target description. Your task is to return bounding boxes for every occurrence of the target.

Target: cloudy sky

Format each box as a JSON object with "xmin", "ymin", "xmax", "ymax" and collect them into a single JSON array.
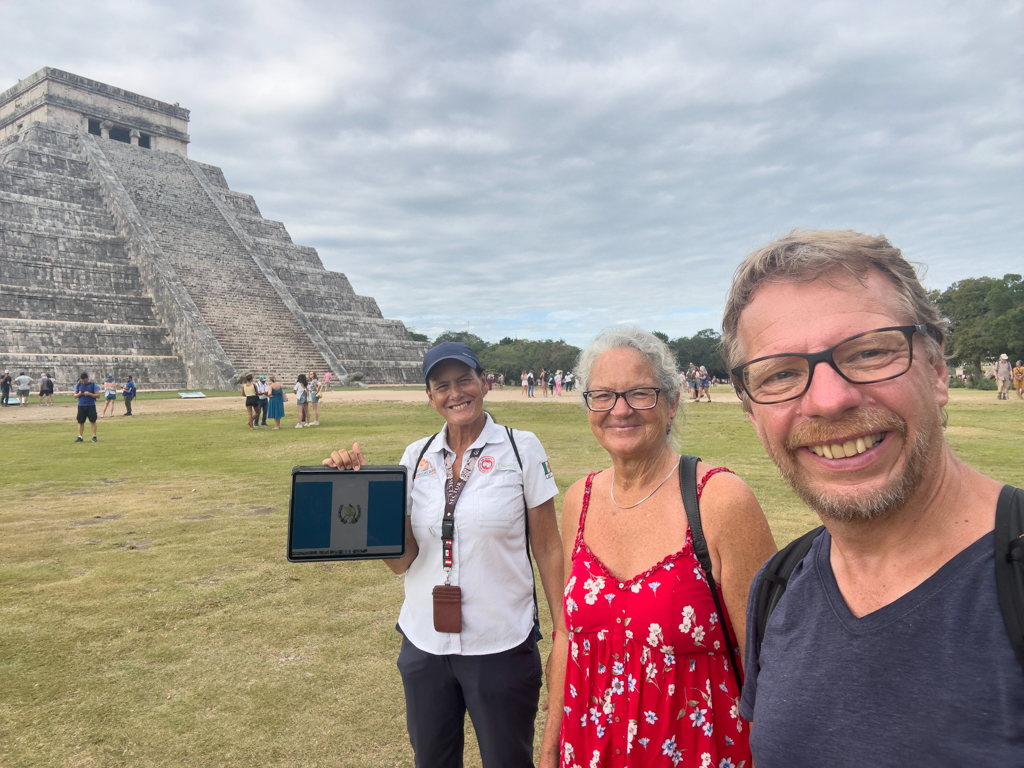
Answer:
[{"xmin": 2, "ymin": 0, "xmax": 1021, "ymax": 345}]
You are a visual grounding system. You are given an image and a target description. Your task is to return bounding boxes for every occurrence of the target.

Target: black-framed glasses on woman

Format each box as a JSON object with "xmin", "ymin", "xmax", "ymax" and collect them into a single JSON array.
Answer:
[
  {"xmin": 582, "ymin": 387, "xmax": 661, "ymax": 412},
  {"xmin": 731, "ymin": 324, "xmax": 932, "ymax": 405}
]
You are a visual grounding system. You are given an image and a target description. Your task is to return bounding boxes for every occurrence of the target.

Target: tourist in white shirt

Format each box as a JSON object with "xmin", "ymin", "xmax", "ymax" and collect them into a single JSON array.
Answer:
[{"xmin": 324, "ymin": 342, "xmax": 565, "ymax": 768}]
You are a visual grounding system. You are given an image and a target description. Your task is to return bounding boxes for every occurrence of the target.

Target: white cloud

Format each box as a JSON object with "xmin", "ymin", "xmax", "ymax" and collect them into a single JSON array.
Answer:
[{"xmin": 1, "ymin": 0, "xmax": 1020, "ymax": 345}]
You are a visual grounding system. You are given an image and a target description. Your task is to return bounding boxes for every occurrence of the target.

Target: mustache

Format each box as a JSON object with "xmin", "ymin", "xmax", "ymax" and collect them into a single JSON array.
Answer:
[{"xmin": 784, "ymin": 409, "xmax": 907, "ymax": 452}]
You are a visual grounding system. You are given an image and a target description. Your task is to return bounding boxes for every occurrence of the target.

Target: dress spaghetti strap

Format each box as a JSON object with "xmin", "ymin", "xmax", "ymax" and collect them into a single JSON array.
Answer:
[{"xmin": 573, "ymin": 472, "xmax": 599, "ymax": 556}]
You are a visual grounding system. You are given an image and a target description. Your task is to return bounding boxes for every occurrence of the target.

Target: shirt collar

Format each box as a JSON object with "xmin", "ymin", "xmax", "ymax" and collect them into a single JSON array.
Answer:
[{"xmin": 435, "ymin": 412, "xmax": 506, "ymax": 456}]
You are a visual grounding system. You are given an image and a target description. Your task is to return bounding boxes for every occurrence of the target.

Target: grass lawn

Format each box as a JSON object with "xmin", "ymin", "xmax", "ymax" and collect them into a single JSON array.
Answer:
[{"xmin": 1, "ymin": 387, "xmax": 1022, "ymax": 766}]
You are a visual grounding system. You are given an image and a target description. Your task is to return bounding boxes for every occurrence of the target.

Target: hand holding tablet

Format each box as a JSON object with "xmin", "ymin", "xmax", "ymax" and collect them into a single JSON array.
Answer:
[{"xmin": 323, "ymin": 441, "xmax": 368, "ymax": 471}]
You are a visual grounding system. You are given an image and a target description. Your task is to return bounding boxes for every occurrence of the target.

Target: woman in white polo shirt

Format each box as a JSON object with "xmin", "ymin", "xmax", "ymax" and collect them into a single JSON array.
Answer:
[{"xmin": 324, "ymin": 342, "xmax": 565, "ymax": 767}]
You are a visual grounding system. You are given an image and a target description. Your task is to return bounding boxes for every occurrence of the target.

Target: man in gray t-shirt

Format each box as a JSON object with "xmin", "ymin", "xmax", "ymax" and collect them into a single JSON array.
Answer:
[
  {"xmin": 722, "ymin": 230, "xmax": 1024, "ymax": 764},
  {"xmin": 13, "ymin": 372, "xmax": 32, "ymax": 406}
]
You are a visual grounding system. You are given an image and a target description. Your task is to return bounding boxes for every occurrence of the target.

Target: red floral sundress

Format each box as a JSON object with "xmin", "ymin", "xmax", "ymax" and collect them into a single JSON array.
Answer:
[{"xmin": 559, "ymin": 469, "xmax": 750, "ymax": 768}]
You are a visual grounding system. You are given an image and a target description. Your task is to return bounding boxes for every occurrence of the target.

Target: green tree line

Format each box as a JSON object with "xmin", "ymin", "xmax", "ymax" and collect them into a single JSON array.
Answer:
[
  {"xmin": 931, "ymin": 273, "xmax": 1024, "ymax": 373},
  {"xmin": 420, "ymin": 329, "xmax": 729, "ymax": 381}
]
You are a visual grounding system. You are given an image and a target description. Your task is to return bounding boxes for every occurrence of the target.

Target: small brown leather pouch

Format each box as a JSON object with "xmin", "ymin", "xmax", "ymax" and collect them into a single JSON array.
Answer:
[{"xmin": 432, "ymin": 584, "xmax": 462, "ymax": 633}]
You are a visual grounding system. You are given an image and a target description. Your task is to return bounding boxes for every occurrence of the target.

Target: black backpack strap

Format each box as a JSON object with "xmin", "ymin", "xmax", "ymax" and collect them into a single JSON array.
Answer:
[
  {"xmin": 506, "ymin": 425, "xmax": 543, "ymax": 643},
  {"xmin": 411, "ymin": 434, "xmax": 438, "ymax": 484},
  {"xmin": 678, "ymin": 454, "xmax": 744, "ymax": 694},
  {"xmin": 994, "ymin": 484, "xmax": 1024, "ymax": 671},
  {"xmin": 753, "ymin": 525, "xmax": 825, "ymax": 658}
]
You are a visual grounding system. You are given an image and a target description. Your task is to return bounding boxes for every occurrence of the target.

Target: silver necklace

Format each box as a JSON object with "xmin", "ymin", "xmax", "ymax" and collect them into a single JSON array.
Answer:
[{"xmin": 610, "ymin": 460, "xmax": 678, "ymax": 509}]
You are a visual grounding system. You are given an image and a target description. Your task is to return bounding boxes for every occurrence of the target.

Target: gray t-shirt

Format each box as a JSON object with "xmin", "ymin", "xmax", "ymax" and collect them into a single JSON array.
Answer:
[{"xmin": 741, "ymin": 508, "xmax": 1024, "ymax": 766}]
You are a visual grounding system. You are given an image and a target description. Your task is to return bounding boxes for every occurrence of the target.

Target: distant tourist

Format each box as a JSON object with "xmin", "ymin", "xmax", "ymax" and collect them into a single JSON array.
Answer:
[
  {"xmin": 266, "ymin": 376, "xmax": 284, "ymax": 429},
  {"xmin": 255, "ymin": 375, "xmax": 270, "ymax": 426},
  {"xmin": 294, "ymin": 373, "xmax": 309, "ymax": 428},
  {"xmin": 307, "ymin": 371, "xmax": 321, "ymax": 426},
  {"xmin": 1015, "ymin": 360, "xmax": 1024, "ymax": 401},
  {"xmin": 698, "ymin": 365, "xmax": 712, "ymax": 402},
  {"xmin": 323, "ymin": 370, "xmax": 333, "ymax": 391},
  {"xmin": 242, "ymin": 374, "xmax": 260, "ymax": 429},
  {"xmin": 527, "ymin": 368, "xmax": 535, "ymax": 397},
  {"xmin": 101, "ymin": 375, "xmax": 117, "ymax": 417},
  {"xmin": 521, "ymin": 370, "xmax": 528, "ymax": 396},
  {"xmin": 0, "ymin": 370, "xmax": 10, "ymax": 406},
  {"xmin": 13, "ymin": 371, "xmax": 32, "ymax": 406},
  {"xmin": 38, "ymin": 372, "xmax": 53, "ymax": 406},
  {"xmin": 122, "ymin": 375, "xmax": 136, "ymax": 416},
  {"xmin": 996, "ymin": 353, "xmax": 1012, "ymax": 400},
  {"xmin": 74, "ymin": 372, "xmax": 101, "ymax": 442},
  {"xmin": 553, "ymin": 369, "xmax": 562, "ymax": 396}
]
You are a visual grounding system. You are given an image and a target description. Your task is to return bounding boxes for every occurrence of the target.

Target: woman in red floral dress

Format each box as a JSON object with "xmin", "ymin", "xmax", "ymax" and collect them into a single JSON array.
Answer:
[{"xmin": 540, "ymin": 328, "xmax": 777, "ymax": 768}]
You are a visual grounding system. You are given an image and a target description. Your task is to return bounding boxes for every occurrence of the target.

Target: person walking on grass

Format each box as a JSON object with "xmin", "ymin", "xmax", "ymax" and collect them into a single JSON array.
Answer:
[
  {"xmin": 323, "ymin": 370, "xmax": 333, "ymax": 392},
  {"xmin": 294, "ymin": 374, "xmax": 309, "ymax": 428},
  {"xmin": 266, "ymin": 375, "xmax": 284, "ymax": 429},
  {"xmin": 521, "ymin": 370, "xmax": 528, "ymax": 396},
  {"xmin": 1, "ymin": 370, "xmax": 11, "ymax": 407},
  {"xmin": 698, "ymin": 364, "xmax": 713, "ymax": 402},
  {"xmin": 1014, "ymin": 360, "xmax": 1024, "ymax": 401},
  {"xmin": 307, "ymin": 371, "xmax": 321, "ymax": 426},
  {"xmin": 101, "ymin": 375, "xmax": 117, "ymax": 417},
  {"xmin": 996, "ymin": 354, "xmax": 1012, "ymax": 400},
  {"xmin": 122, "ymin": 375, "xmax": 136, "ymax": 416},
  {"xmin": 242, "ymin": 374, "xmax": 260, "ymax": 429},
  {"xmin": 74, "ymin": 372, "xmax": 100, "ymax": 442}
]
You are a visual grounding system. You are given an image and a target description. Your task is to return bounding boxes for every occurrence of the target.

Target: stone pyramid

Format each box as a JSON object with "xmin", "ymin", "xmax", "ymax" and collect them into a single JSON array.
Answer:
[{"xmin": 0, "ymin": 68, "xmax": 428, "ymax": 389}]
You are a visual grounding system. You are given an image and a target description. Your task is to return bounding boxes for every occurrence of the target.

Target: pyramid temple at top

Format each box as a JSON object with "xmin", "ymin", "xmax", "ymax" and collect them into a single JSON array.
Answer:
[{"xmin": 0, "ymin": 67, "xmax": 429, "ymax": 389}]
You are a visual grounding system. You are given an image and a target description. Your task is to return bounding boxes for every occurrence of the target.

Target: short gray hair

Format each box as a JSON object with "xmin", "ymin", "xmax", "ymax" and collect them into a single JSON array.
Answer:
[
  {"xmin": 722, "ymin": 229, "xmax": 948, "ymax": 374},
  {"xmin": 575, "ymin": 326, "xmax": 681, "ymax": 403}
]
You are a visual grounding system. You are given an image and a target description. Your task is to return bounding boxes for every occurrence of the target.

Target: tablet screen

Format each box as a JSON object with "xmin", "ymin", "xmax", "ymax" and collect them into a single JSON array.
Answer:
[{"xmin": 287, "ymin": 466, "xmax": 407, "ymax": 561}]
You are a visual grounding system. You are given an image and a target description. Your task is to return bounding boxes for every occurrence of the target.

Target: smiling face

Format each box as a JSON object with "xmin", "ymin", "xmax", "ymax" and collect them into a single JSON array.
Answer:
[
  {"xmin": 738, "ymin": 269, "xmax": 949, "ymax": 523},
  {"xmin": 426, "ymin": 359, "xmax": 488, "ymax": 430},
  {"xmin": 587, "ymin": 347, "xmax": 679, "ymax": 461}
]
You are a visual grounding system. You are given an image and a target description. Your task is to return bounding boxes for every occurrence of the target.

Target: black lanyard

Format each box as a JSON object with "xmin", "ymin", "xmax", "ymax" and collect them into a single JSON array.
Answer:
[{"xmin": 441, "ymin": 447, "xmax": 483, "ymax": 582}]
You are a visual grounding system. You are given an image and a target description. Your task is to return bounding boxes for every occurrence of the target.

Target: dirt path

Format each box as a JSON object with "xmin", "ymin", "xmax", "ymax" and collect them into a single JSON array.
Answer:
[{"xmin": 0, "ymin": 387, "xmax": 583, "ymax": 424}]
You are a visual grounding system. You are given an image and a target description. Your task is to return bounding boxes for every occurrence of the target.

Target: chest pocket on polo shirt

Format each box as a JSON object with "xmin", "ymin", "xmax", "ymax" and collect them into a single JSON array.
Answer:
[{"xmin": 472, "ymin": 468, "xmax": 523, "ymax": 528}]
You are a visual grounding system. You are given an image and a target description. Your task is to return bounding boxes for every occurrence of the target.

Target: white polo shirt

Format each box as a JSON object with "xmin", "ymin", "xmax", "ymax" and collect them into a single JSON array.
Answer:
[{"xmin": 398, "ymin": 413, "xmax": 558, "ymax": 656}]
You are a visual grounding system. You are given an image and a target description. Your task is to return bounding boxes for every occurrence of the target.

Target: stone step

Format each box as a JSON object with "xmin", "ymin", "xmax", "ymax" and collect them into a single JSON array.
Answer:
[
  {"xmin": 218, "ymin": 190, "xmax": 261, "ymax": 216},
  {"xmin": 0, "ymin": 168, "xmax": 106, "ymax": 205},
  {"xmin": 0, "ymin": 284, "xmax": 161, "ymax": 325},
  {"xmin": 0, "ymin": 235, "xmax": 132, "ymax": 263},
  {"xmin": 0, "ymin": 352, "xmax": 187, "ymax": 390},
  {"xmin": 0, "ymin": 188, "xmax": 110, "ymax": 216},
  {"xmin": 233, "ymin": 213, "xmax": 292, "ymax": 243},
  {"xmin": 2, "ymin": 146, "xmax": 94, "ymax": 180},
  {"xmin": 0, "ymin": 259, "xmax": 146, "ymax": 295},
  {"xmin": 0, "ymin": 319, "xmax": 175, "ymax": 356}
]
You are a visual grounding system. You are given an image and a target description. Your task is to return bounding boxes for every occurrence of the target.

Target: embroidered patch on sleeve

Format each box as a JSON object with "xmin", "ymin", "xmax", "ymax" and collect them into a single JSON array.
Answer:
[{"xmin": 542, "ymin": 460, "xmax": 553, "ymax": 479}]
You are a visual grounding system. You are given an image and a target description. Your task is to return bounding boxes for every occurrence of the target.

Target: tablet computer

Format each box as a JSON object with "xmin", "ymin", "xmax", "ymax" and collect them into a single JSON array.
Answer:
[{"xmin": 287, "ymin": 465, "xmax": 408, "ymax": 562}]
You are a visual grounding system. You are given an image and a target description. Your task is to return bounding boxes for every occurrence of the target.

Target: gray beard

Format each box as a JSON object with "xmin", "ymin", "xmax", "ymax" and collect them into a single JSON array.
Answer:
[{"xmin": 767, "ymin": 410, "xmax": 938, "ymax": 524}]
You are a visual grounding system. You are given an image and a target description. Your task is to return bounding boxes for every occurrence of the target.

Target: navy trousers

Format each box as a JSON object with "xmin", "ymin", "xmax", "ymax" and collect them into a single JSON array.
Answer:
[{"xmin": 397, "ymin": 633, "xmax": 542, "ymax": 768}]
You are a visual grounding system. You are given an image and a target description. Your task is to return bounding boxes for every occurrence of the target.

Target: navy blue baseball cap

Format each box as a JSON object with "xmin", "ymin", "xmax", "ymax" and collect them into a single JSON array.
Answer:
[{"xmin": 422, "ymin": 342, "xmax": 483, "ymax": 381}]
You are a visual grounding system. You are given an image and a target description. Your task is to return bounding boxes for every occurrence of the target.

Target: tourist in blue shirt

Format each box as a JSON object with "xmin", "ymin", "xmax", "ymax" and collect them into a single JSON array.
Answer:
[
  {"xmin": 122, "ymin": 375, "xmax": 137, "ymax": 417},
  {"xmin": 74, "ymin": 371, "xmax": 101, "ymax": 442}
]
